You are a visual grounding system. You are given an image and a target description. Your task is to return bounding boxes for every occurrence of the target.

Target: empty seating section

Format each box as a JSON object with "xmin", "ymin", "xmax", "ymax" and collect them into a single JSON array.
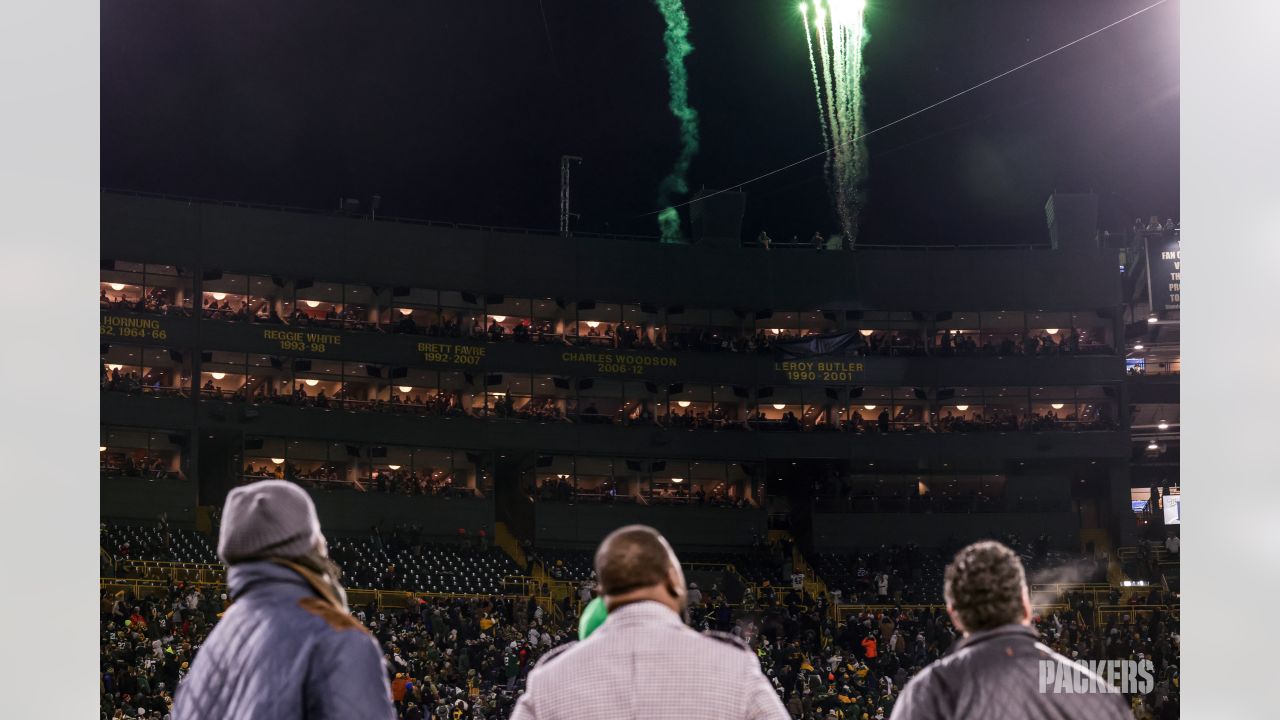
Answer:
[
  {"xmin": 102, "ymin": 522, "xmax": 527, "ymax": 596},
  {"xmin": 101, "ymin": 522, "xmax": 218, "ymax": 565},
  {"xmin": 679, "ymin": 549, "xmax": 788, "ymax": 586},
  {"xmin": 101, "ymin": 521, "xmax": 1105, "ymax": 606},
  {"xmin": 540, "ymin": 549, "xmax": 595, "ymax": 583},
  {"xmin": 327, "ymin": 538, "xmax": 523, "ymax": 595},
  {"xmin": 536, "ymin": 547, "xmax": 787, "ymax": 587}
]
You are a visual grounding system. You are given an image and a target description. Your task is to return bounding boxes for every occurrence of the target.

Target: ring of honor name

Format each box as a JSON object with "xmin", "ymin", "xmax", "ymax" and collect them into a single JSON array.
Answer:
[
  {"xmin": 561, "ymin": 351, "xmax": 678, "ymax": 376},
  {"xmin": 774, "ymin": 360, "xmax": 865, "ymax": 383},
  {"xmin": 262, "ymin": 329, "xmax": 342, "ymax": 354},
  {"xmin": 100, "ymin": 315, "xmax": 169, "ymax": 341},
  {"xmin": 418, "ymin": 342, "xmax": 485, "ymax": 366}
]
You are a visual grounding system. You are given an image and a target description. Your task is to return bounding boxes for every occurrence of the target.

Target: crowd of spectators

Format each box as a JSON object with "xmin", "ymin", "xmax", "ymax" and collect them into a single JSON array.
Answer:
[
  {"xmin": 101, "ymin": 365, "xmax": 179, "ymax": 397},
  {"xmin": 100, "ymin": 583, "xmax": 572, "ymax": 720},
  {"xmin": 100, "ymin": 577, "xmax": 1178, "ymax": 720},
  {"xmin": 106, "ymin": 282, "xmax": 1116, "ymax": 360},
  {"xmin": 101, "ymin": 286, "xmax": 186, "ymax": 317},
  {"xmin": 816, "ymin": 491, "xmax": 1017, "ymax": 515},
  {"xmin": 105, "ymin": 370, "xmax": 1119, "ymax": 437},
  {"xmin": 832, "ymin": 408, "xmax": 1117, "ymax": 435},
  {"xmin": 1135, "ymin": 217, "xmax": 1179, "ymax": 233},
  {"xmin": 101, "ymin": 452, "xmax": 175, "ymax": 481},
  {"xmin": 533, "ymin": 477, "xmax": 752, "ymax": 508},
  {"xmin": 101, "ymin": 520, "xmax": 1177, "ymax": 719},
  {"xmin": 237, "ymin": 465, "xmax": 476, "ymax": 498},
  {"xmin": 715, "ymin": 588, "xmax": 1178, "ymax": 719},
  {"xmin": 811, "ymin": 537, "xmax": 1113, "ymax": 608},
  {"xmin": 486, "ymin": 394, "xmax": 567, "ymax": 422}
]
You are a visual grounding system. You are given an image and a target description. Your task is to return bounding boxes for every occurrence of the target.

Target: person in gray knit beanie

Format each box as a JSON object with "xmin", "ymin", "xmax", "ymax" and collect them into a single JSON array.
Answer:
[
  {"xmin": 175, "ymin": 480, "xmax": 393, "ymax": 719},
  {"xmin": 216, "ymin": 479, "xmax": 349, "ymax": 608},
  {"xmin": 218, "ymin": 479, "xmax": 324, "ymax": 562}
]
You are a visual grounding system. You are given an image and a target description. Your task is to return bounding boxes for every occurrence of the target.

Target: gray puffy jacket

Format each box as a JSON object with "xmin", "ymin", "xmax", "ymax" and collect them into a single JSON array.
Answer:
[{"xmin": 173, "ymin": 561, "xmax": 395, "ymax": 720}]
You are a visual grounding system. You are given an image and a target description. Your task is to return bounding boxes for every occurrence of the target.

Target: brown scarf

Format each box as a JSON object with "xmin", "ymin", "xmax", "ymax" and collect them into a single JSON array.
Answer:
[{"xmin": 268, "ymin": 557, "xmax": 350, "ymax": 613}]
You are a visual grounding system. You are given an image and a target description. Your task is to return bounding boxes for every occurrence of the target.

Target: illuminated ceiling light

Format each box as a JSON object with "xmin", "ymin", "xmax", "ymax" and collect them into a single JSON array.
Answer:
[
  {"xmin": 99, "ymin": 446, "xmax": 106, "ymax": 453},
  {"xmin": 1051, "ymin": 403, "xmax": 1065, "ymax": 410},
  {"xmin": 490, "ymin": 315, "xmax": 506, "ymax": 323},
  {"xmin": 864, "ymin": 404, "xmax": 877, "ymax": 410},
  {"xmin": 859, "ymin": 329, "xmax": 874, "ymax": 337},
  {"xmin": 305, "ymin": 379, "xmax": 319, "ymax": 387},
  {"xmin": 211, "ymin": 292, "xmax": 226, "ymax": 301},
  {"xmin": 1146, "ymin": 442, "xmax": 1159, "ymax": 451},
  {"xmin": 773, "ymin": 403, "xmax": 787, "ymax": 410},
  {"xmin": 771, "ymin": 328, "xmax": 781, "ymax": 335},
  {"xmin": 305, "ymin": 300, "xmax": 320, "ymax": 308},
  {"xmin": 955, "ymin": 405, "xmax": 969, "ymax": 412},
  {"xmin": 107, "ymin": 364, "xmax": 123, "ymax": 371},
  {"xmin": 1157, "ymin": 421, "xmax": 1169, "ymax": 430},
  {"xmin": 210, "ymin": 372, "xmax": 226, "ymax": 380},
  {"xmin": 586, "ymin": 321, "xmax": 600, "ymax": 329},
  {"xmin": 388, "ymin": 465, "xmax": 401, "ymax": 471},
  {"xmin": 1045, "ymin": 328, "xmax": 1059, "ymax": 335},
  {"xmin": 1133, "ymin": 343, "xmax": 1144, "ymax": 351},
  {"xmin": 1147, "ymin": 315, "xmax": 1158, "ymax": 324},
  {"xmin": 398, "ymin": 385, "xmax": 413, "ymax": 393},
  {"xmin": 672, "ymin": 477, "xmax": 684, "ymax": 483},
  {"xmin": 271, "ymin": 458, "xmax": 286, "ymax": 465},
  {"xmin": 109, "ymin": 283, "xmax": 126, "ymax": 291},
  {"xmin": 677, "ymin": 400, "xmax": 691, "ymax": 408},
  {"xmin": 399, "ymin": 307, "xmax": 414, "ymax": 316}
]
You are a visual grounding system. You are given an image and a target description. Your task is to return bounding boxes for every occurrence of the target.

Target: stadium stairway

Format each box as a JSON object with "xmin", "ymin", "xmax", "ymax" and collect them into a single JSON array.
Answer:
[
  {"xmin": 1117, "ymin": 541, "xmax": 1180, "ymax": 597},
  {"xmin": 768, "ymin": 529, "xmax": 831, "ymax": 611},
  {"xmin": 494, "ymin": 522, "xmax": 528, "ymax": 571},
  {"xmin": 1078, "ymin": 528, "xmax": 1124, "ymax": 584}
]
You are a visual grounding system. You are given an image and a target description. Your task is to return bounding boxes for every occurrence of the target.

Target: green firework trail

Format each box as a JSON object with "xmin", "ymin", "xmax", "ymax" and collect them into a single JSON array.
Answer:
[
  {"xmin": 801, "ymin": 0, "xmax": 869, "ymax": 244},
  {"xmin": 799, "ymin": 5, "xmax": 830, "ymax": 152},
  {"xmin": 653, "ymin": 0, "xmax": 699, "ymax": 243}
]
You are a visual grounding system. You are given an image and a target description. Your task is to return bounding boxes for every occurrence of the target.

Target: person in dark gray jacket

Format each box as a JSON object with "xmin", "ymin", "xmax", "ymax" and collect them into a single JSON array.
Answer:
[
  {"xmin": 173, "ymin": 480, "xmax": 394, "ymax": 720},
  {"xmin": 890, "ymin": 541, "xmax": 1132, "ymax": 720}
]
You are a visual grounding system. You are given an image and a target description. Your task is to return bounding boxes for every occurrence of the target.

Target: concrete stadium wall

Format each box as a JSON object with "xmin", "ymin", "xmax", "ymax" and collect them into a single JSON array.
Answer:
[
  {"xmin": 102, "ymin": 193, "xmax": 1122, "ymax": 313},
  {"xmin": 307, "ymin": 489, "xmax": 494, "ymax": 538},
  {"xmin": 533, "ymin": 502, "xmax": 766, "ymax": 550},
  {"xmin": 810, "ymin": 511, "xmax": 1079, "ymax": 550},
  {"xmin": 101, "ymin": 476, "xmax": 199, "ymax": 525}
]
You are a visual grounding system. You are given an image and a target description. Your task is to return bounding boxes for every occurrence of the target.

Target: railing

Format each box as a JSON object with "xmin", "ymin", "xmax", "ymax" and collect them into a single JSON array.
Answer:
[
  {"xmin": 1095, "ymin": 604, "xmax": 1174, "ymax": 624},
  {"xmin": 1028, "ymin": 583, "xmax": 1116, "ymax": 606},
  {"xmin": 100, "ymin": 577, "xmax": 554, "ymax": 610},
  {"xmin": 114, "ymin": 559, "xmax": 223, "ymax": 585},
  {"xmin": 747, "ymin": 240, "xmax": 1052, "ymax": 251},
  {"xmin": 812, "ymin": 495, "xmax": 1080, "ymax": 514},
  {"xmin": 102, "ymin": 578, "xmax": 222, "ymax": 598},
  {"xmin": 1127, "ymin": 364, "xmax": 1181, "ymax": 377},
  {"xmin": 836, "ymin": 602, "xmax": 1078, "ymax": 623},
  {"xmin": 110, "ymin": 385, "xmax": 1125, "ymax": 443},
  {"xmin": 1030, "ymin": 582, "xmax": 1115, "ymax": 595}
]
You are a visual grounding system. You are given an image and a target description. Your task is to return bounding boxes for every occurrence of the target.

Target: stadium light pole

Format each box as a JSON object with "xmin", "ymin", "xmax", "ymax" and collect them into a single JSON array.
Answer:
[{"xmin": 560, "ymin": 155, "xmax": 582, "ymax": 237}]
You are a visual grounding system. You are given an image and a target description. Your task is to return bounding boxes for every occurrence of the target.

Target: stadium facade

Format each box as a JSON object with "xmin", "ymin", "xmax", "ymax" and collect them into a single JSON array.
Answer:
[{"xmin": 100, "ymin": 190, "xmax": 1140, "ymax": 556}]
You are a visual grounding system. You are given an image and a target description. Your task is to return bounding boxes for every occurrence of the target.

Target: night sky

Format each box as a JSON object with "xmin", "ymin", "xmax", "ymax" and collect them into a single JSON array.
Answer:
[{"xmin": 101, "ymin": 0, "xmax": 1179, "ymax": 243}]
